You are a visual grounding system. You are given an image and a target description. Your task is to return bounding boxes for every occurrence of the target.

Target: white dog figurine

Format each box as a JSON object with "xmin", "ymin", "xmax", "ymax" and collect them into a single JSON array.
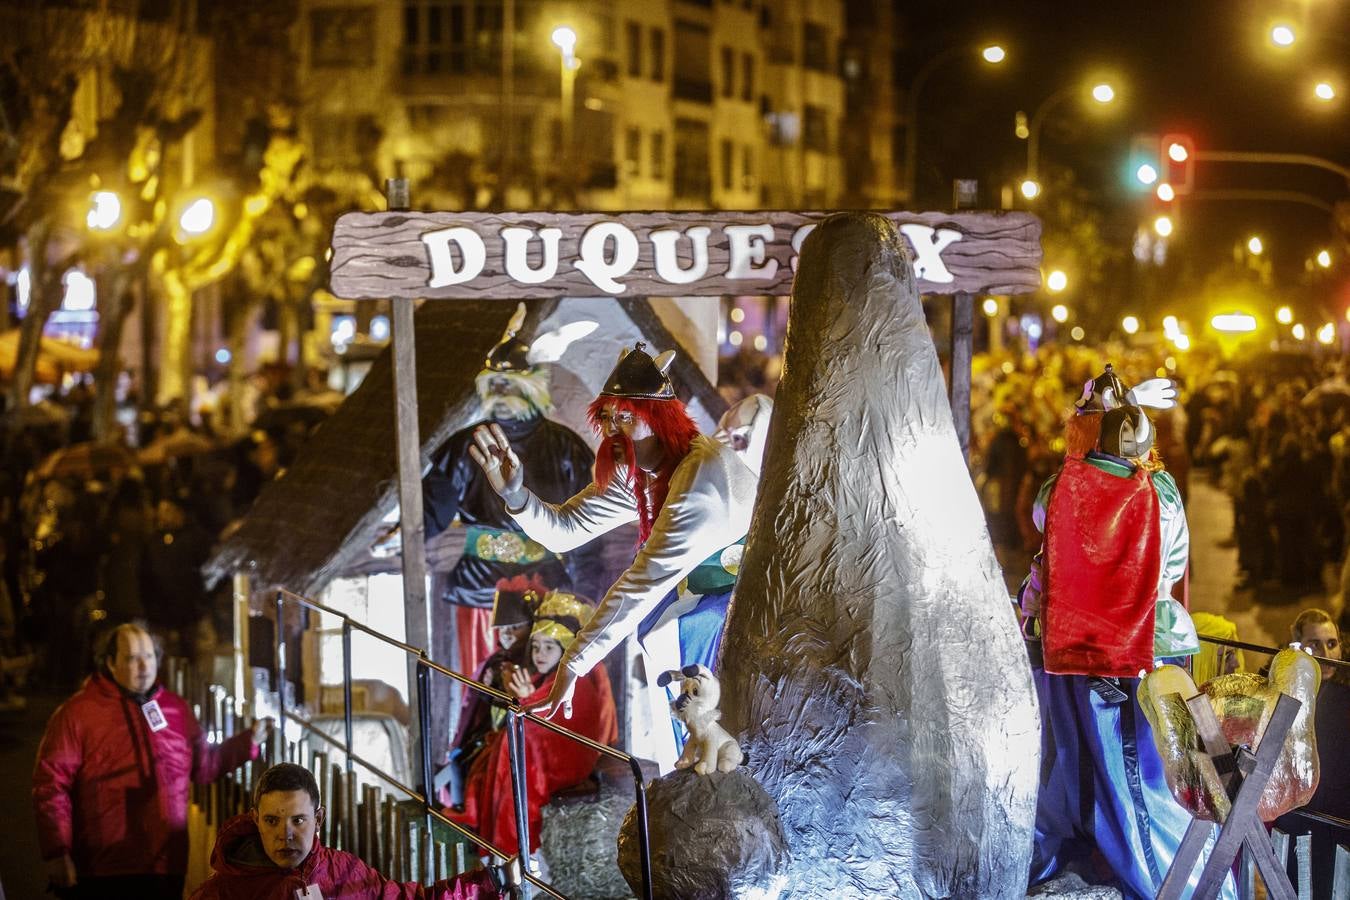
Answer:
[{"xmin": 657, "ymin": 664, "xmax": 744, "ymax": 775}]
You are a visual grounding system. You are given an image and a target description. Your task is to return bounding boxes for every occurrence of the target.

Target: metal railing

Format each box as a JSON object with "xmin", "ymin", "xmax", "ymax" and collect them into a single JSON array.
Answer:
[{"xmin": 268, "ymin": 588, "xmax": 654, "ymax": 900}]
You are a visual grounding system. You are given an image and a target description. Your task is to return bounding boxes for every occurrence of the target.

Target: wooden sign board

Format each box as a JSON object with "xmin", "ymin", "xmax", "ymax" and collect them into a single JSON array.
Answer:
[{"xmin": 329, "ymin": 210, "xmax": 1041, "ymax": 300}]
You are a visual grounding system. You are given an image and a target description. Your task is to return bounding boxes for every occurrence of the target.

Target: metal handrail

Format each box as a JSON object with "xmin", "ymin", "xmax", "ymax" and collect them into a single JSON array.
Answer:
[
  {"xmin": 1197, "ymin": 634, "xmax": 1350, "ymax": 673},
  {"xmin": 272, "ymin": 588, "xmax": 654, "ymax": 900}
]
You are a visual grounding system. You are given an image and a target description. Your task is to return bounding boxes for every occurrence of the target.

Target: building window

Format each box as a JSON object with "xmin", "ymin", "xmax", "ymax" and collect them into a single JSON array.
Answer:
[
  {"xmin": 803, "ymin": 104, "xmax": 829, "ymax": 152},
  {"xmin": 625, "ymin": 126, "xmax": 642, "ymax": 176},
  {"xmin": 741, "ymin": 52, "xmax": 754, "ymax": 102},
  {"xmin": 311, "ymin": 7, "xmax": 375, "ymax": 68},
  {"xmin": 720, "ymin": 46, "xmax": 735, "ymax": 98},
  {"xmin": 673, "ymin": 20, "xmax": 712, "ymax": 102},
  {"xmin": 651, "ymin": 28, "xmax": 666, "ymax": 81},
  {"xmin": 674, "ymin": 118, "xmax": 710, "ymax": 202},
  {"xmin": 720, "ymin": 139, "xmax": 734, "ymax": 190},
  {"xmin": 742, "ymin": 143, "xmax": 754, "ymax": 190},
  {"xmin": 403, "ymin": 0, "xmax": 469, "ymax": 75},
  {"xmin": 802, "ymin": 21, "xmax": 830, "ymax": 72},
  {"xmin": 651, "ymin": 130, "xmax": 667, "ymax": 179},
  {"xmin": 626, "ymin": 20, "xmax": 642, "ymax": 77}
]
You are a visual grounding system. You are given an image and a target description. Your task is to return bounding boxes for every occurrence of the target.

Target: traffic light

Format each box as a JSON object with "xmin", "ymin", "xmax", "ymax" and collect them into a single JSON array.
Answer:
[
  {"xmin": 1127, "ymin": 133, "xmax": 1160, "ymax": 191},
  {"xmin": 1160, "ymin": 133, "xmax": 1195, "ymax": 194}
]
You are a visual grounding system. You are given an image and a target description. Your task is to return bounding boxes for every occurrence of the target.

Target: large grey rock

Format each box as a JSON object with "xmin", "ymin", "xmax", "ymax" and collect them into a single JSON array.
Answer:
[
  {"xmin": 617, "ymin": 769, "xmax": 789, "ymax": 900},
  {"xmin": 1026, "ymin": 872, "xmax": 1123, "ymax": 899},
  {"xmin": 719, "ymin": 212, "xmax": 1041, "ymax": 898}
]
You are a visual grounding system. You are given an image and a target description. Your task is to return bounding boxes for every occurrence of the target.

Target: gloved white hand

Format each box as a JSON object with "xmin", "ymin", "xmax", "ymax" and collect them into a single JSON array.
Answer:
[{"xmin": 1127, "ymin": 378, "xmax": 1178, "ymax": 410}]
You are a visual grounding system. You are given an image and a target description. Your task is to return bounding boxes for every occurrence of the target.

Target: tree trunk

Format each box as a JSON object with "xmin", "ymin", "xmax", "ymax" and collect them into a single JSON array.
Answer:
[
  {"xmin": 225, "ymin": 298, "xmax": 255, "ymax": 436},
  {"xmin": 8, "ymin": 224, "xmax": 63, "ymax": 411},
  {"xmin": 156, "ymin": 269, "xmax": 193, "ymax": 405},
  {"xmin": 91, "ymin": 269, "xmax": 135, "ymax": 442}
]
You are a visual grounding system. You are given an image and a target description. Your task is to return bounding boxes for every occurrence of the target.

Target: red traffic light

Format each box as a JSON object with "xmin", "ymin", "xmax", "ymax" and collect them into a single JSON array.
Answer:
[{"xmin": 1160, "ymin": 133, "xmax": 1195, "ymax": 194}]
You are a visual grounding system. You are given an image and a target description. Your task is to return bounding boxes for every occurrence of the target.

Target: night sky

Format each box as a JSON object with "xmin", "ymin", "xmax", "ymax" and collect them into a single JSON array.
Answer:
[{"xmin": 900, "ymin": 0, "xmax": 1348, "ymax": 289}]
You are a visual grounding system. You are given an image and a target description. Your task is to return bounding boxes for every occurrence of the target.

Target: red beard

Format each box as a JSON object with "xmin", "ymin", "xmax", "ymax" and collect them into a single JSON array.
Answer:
[{"xmin": 593, "ymin": 433, "xmax": 670, "ymax": 545}]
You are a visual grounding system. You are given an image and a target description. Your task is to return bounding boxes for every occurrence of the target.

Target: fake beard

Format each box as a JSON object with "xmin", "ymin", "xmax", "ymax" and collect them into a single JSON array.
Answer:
[
  {"xmin": 475, "ymin": 369, "xmax": 552, "ymax": 421},
  {"xmin": 593, "ymin": 432, "xmax": 666, "ymax": 544}
]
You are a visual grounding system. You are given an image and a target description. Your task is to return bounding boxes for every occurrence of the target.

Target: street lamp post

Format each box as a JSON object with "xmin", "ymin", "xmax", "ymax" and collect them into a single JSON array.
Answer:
[
  {"xmin": 902, "ymin": 44, "xmax": 1005, "ymax": 203},
  {"xmin": 1025, "ymin": 81, "xmax": 1115, "ymax": 194},
  {"xmin": 551, "ymin": 26, "xmax": 580, "ymax": 206}
]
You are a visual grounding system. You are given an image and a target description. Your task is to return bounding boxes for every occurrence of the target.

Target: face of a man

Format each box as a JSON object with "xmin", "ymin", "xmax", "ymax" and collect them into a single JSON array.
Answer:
[
  {"xmin": 1296, "ymin": 622, "xmax": 1342, "ymax": 681},
  {"xmin": 110, "ymin": 629, "xmax": 157, "ymax": 694},
  {"xmin": 253, "ymin": 790, "xmax": 325, "ymax": 869}
]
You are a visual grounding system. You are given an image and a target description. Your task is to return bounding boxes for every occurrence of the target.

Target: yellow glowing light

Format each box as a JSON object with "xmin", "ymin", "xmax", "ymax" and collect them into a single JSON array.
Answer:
[
  {"xmin": 1156, "ymin": 182, "xmax": 1175, "ymax": 202},
  {"xmin": 753, "ymin": 334, "xmax": 768, "ymax": 351},
  {"xmin": 1165, "ymin": 356, "xmax": 1177, "ymax": 370},
  {"xmin": 1051, "ymin": 304, "xmax": 1069, "ymax": 323},
  {"xmin": 1317, "ymin": 323, "xmax": 1336, "ymax": 345},
  {"xmin": 1271, "ymin": 24, "xmax": 1295, "ymax": 47},
  {"xmin": 1046, "ymin": 270, "xmax": 1068, "ymax": 292},
  {"xmin": 730, "ymin": 307, "xmax": 745, "ymax": 323},
  {"xmin": 1154, "ymin": 215, "xmax": 1174, "ymax": 237},
  {"xmin": 1091, "ymin": 83, "xmax": 1115, "ymax": 104},
  {"xmin": 728, "ymin": 330, "xmax": 743, "ymax": 347},
  {"xmin": 1167, "ymin": 142, "xmax": 1189, "ymax": 163},
  {"xmin": 1162, "ymin": 315, "xmax": 1180, "ymax": 336},
  {"xmin": 982, "ymin": 45, "xmax": 1006, "ymax": 64},
  {"xmin": 1174, "ymin": 334, "xmax": 1191, "ymax": 350},
  {"xmin": 1020, "ymin": 179, "xmax": 1041, "ymax": 200},
  {"xmin": 1211, "ymin": 313, "xmax": 1258, "ymax": 333},
  {"xmin": 1122, "ymin": 315, "xmax": 1140, "ymax": 335},
  {"xmin": 1292, "ymin": 323, "xmax": 1306, "ymax": 341},
  {"xmin": 982, "ymin": 298, "xmax": 1000, "ymax": 317},
  {"xmin": 87, "ymin": 191, "xmax": 122, "ymax": 230},
  {"xmin": 551, "ymin": 26, "xmax": 578, "ymax": 55},
  {"xmin": 1314, "ymin": 82, "xmax": 1335, "ymax": 101},
  {"xmin": 1276, "ymin": 306, "xmax": 1293, "ymax": 325},
  {"xmin": 1247, "ymin": 236, "xmax": 1264, "ymax": 255},
  {"xmin": 1070, "ymin": 326, "xmax": 1085, "ymax": 341},
  {"xmin": 178, "ymin": 197, "xmax": 215, "ymax": 236},
  {"xmin": 1317, "ymin": 250, "xmax": 1333, "ymax": 268}
]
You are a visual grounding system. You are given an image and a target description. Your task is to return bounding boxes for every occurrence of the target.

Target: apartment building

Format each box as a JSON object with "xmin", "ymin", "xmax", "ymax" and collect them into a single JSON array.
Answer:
[{"xmin": 293, "ymin": 0, "xmax": 897, "ymax": 212}]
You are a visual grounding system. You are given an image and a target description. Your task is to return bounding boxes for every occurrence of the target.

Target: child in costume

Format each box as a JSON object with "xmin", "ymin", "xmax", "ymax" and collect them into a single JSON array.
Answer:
[{"xmin": 448, "ymin": 590, "xmax": 617, "ymax": 856}]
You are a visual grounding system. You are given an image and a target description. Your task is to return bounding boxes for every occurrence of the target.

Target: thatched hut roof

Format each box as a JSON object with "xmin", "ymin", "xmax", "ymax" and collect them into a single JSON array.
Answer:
[{"xmin": 205, "ymin": 298, "xmax": 725, "ymax": 596}]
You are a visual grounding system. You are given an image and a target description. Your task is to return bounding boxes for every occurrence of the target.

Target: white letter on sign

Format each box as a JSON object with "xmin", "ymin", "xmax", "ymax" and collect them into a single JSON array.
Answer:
[
  {"xmin": 651, "ymin": 226, "xmax": 711, "ymax": 284},
  {"xmin": 724, "ymin": 224, "xmax": 779, "ymax": 280},
  {"xmin": 898, "ymin": 224, "xmax": 961, "ymax": 284},
  {"xmin": 574, "ymin": 222, "xmax": 640, "ymax": 294},
  {"xmin": 501, "ymin": 226, "xmax": 562, "ymax": 285},
  {"xmin": 422, "ymin": 227, "xmax": 487, "ymax": 287}
]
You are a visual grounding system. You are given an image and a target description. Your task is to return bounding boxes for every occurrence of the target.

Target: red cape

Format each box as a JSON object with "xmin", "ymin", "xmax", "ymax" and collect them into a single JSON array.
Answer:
[
  {"xmin": 449, "ymin": 665, "xmax": 617, "ymax": 855},
  {"xmin": 1042, "ymin": 456, "xmax": 1161, "ymax": 676}
]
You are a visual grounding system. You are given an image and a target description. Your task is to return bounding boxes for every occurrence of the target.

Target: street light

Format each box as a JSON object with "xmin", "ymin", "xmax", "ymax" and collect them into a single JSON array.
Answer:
[
  {"xmin": 1154, "ymin": 215, "xmax": 1174, "ymax": 237},
  {"xmin": 1025, "ymin": 80, "xmax": 1116, "ymax": 192},
  {"xmin": 1314, "ymin": 81, "xmax": 1336, "ymax": 101},
  {"xmin": 1135, "ymin": 163, "xmax": 1159, "ymax": 185},
  {"xmin": 176, "ymin": 197, "xmax": 215, "ymax": 241},
  {"xmin": 1051, "ymin": 303, "xmax": 1069, "ymax": 323},
  {"xmin": 1270, "ymin": 24, "xmax": 1296, "ymax": 47},
  {"xmin": 1122, "ymin": 315, "xmax": 1140, "ymax": 335},
  {"xmin": 1247, "ymin": 235, "xmax": 1264, "ymax": 255},
  {"xmin": 1020, "ymin": 178, "xmax": 1041, "ymax": 200},
  {"xmin": 1046, "ymin": 269, "xmax": 1068, "ymax": 292},
  {"xmin": 1156, "ymin": 182, "xmax": 1175, "ymax": 202},
  {"xmin": 1316, "ymin": 249, "xmax": 1333, "ymax": 268},
  {"xmin": 903, "ymin": 44, "xmax": 1007, "ymax": 201},
  {"xmin": 551, "ymin": 25, "xmax": 580, "ymax": 200},
  {"xmin": 1317, "ymin": 323, "xmax": 1336, "ymax": 345},
  {"xmin": 1292, "ymin": 323, "xmax": 1306, "ymax": 341},
  {"xmin": 1276, "ymin": 305, "xmax": 1293, "ymax": 324},
  {"xmin": 87, "ymin": 190, "xmax": 123, "ymax": 231},
  {"xmin": 982, "ymin": 297, "xmax": 1000, "ymax": 316}
]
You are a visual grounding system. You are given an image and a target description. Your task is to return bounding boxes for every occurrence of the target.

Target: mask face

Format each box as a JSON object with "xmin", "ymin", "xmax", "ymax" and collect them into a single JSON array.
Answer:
[{"xmin": 252, "ymin": 790, "xmax": 324, "ymax": 869}]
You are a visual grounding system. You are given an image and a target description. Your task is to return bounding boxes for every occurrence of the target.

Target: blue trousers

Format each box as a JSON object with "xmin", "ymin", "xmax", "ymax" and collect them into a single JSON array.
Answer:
[{"xmin": 1031, "ymin": 668, "xmax": 1234, "ymax": 900}]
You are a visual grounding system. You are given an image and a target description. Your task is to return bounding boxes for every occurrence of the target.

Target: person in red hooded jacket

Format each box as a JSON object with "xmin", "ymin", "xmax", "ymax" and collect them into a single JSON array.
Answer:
[
  {"xmin": 32, "ymin": 623, "xmax": 267, "ymax": 899},
  {"xmin": 192, "ymin": 763, "xmax": 503, "ymax": 900}
]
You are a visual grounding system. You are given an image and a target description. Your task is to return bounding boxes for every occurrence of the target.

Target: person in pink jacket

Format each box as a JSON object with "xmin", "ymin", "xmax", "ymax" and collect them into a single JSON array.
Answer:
[
  {"xmin": 192, "ymin": 763, "xmax": 504, "ymax": 900},
  {"xmin": 32, "ymin": 623, "xmax": 267, "ymax": 898}
]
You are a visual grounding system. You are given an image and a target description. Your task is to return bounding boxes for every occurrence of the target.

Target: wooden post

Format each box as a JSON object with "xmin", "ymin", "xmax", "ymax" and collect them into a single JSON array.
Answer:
[{"xmin": 385, "ymin": 178, "xmax": 433, "ymax": 787}]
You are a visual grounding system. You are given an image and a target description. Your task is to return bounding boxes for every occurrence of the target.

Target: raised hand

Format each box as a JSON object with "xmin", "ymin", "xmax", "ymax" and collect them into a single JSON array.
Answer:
[
  {"xmin": 1126, "ymin": 378, "xmax": 1177, "ymax": 410},
  {"xmin": 526, "ymin": 668, "xmax": 577, "ymax": 721},
  {"xmin": 505, "ymin": 664, "xmax": 535, "ymax": 700},
  {"xmin": 468, "ymin": 423, "xmax": 526, "ymax": 506}
]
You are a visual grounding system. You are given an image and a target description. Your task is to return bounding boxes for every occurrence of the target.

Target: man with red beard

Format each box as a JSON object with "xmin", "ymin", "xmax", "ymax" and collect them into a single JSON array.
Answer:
[{"xmin": 470, "ymin": 342, "xmax": 760, "ymax": 769}]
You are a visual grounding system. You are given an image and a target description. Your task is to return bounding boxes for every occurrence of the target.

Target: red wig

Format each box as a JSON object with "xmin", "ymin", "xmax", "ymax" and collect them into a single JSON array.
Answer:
[{"xmin": 587, "ymin": 396, "xmax": 700, "ymax": 543}]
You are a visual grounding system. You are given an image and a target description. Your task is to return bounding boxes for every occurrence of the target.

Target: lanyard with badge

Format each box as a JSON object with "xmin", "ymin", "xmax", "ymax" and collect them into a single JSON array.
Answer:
[
  {"xmin": 294, "ymin": 886, "xmax": 323, "ymax": 899},
  {"xmin": 140, "ymin": 698, "xmax": 168, "ymax": 732}
]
